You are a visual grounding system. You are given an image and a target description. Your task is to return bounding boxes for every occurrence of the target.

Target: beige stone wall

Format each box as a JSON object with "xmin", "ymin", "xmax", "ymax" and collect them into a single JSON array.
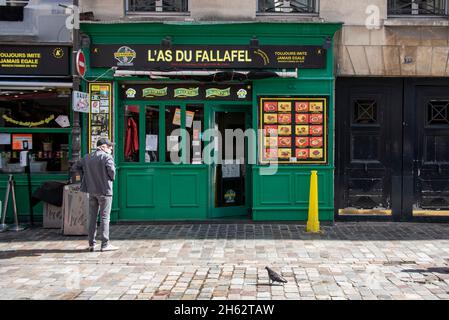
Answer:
[
  {"xmin": 336, "ymin": 26, "xmax": 449, "ymax": 77},
  {"xmin": 77, "ymin": 0, "xmax": 449, "ymax": 77},
  {"xmin": 79, "ymin": 0, "xmax": 124, "ymax": 20},
  {"xmin": 191, "ymin": 0, "xmax": 256, "ymax": 21},
  {"xmin": 320, "ymin": 0, "xmax": 387, "ymax": 25},
  {"xmin": 325, "ymin": 0, "xmax": 449, "ymax": 77}
]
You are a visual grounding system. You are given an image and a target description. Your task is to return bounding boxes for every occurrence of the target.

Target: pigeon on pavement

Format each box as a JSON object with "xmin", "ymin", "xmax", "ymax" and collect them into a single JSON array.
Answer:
[{"xmin": 265, "ymin": 266, "xmax": 288, "ymax": 285}]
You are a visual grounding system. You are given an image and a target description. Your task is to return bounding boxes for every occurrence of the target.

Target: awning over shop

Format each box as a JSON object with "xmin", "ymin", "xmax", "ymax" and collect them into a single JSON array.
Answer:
[
  {"xmin": 0, "ymin": 81, "xmax": 73, "ymax": 90},
  {"xmin": 114, "ymin": 69, "xmax": 298, "ymax": 81}
]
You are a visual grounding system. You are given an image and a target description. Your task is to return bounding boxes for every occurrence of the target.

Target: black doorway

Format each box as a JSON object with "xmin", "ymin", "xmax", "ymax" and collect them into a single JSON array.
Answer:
[{"xmin": 336, "ymin": 78, "xmax": 449, "ymax": 221}]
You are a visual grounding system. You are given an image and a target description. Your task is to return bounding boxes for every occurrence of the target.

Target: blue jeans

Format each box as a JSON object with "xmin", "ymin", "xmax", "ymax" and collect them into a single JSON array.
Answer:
[{"xmin": 88, "ymin": 194, "xmax": 113, "ymax": 248}]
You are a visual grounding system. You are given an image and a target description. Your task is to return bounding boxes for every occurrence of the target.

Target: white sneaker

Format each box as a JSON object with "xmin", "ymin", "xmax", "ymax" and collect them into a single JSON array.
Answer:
[
  {"xmin": 87, "ymin": 245, "xmax": 95, "ymax": 252},
  {"xmin": 101, "ymin": 244, "xmax": 119, "ymax": 252}
]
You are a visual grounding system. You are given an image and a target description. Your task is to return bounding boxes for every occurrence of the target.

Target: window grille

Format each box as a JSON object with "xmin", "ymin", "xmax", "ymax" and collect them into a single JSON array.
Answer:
[
  {"xmin": 257, "ymin": 0, "xmax": 318, "ymax": 14},
  {"xmin": 353, "ymin": 100, "xmax": 378, "ymax": 124},
  {"xmin": 427, "ymin": 100, "xmax": 449, "ymax": 125},
  {"xmin": 127, "ymin": 0, "xmax": 188, "ymax": 13},
  {"xmin": 388, "ymin": 0, "xmax": 447, "ymax": 16}
]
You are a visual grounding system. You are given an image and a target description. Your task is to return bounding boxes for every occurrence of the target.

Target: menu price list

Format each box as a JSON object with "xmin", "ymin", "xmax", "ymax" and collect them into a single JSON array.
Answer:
[{"xmin": 260, "ymin": 98, "xmax": 327, "ymax": 164}]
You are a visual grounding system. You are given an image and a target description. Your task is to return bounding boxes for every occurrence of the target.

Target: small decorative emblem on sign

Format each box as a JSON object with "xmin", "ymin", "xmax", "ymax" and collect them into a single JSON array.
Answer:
[
  {"xmin": 53, "ymin": 48, "xmax": 64, "ymax": 59},
  {"xmin": 114, "ymin": 46, "xmax": 136, "ymax": 66},
  {"xmin": 224, "ymin": 189, "xmax": 236, "ymax": 204},
  {"xmin": 237, "ymin": 89, "xmax": 248, "ymax": 99},
  {"xmin": 126, "ymin": 88, "xmax": 136, "ymax": 98}
]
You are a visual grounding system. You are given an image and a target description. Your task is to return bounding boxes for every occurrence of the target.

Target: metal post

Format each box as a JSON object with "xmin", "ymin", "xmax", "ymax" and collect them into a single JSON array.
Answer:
[
  {"xmin": 0, "ymin": 175, "xmax": 11, "ymax": 232},
  {"xmin": 69, "ymin": 0, "xmax": 82, "ymax": 183},
  {"xmin": 8, "ymin": 175, "xmax": 25, "ymax": 232},
  {"xmin": 25, "ymin": 152, "xmax": 34, "ymax": 226}
]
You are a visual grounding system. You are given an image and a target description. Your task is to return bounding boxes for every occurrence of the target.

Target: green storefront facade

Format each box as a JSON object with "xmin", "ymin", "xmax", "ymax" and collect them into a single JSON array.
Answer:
[
  {"xmin": 80, "ymin": 21, "xmax": 341, "ymax": 222},
  {"xmin": 1, "ymin": 21, "xmax": 341, "ymax": 223}
]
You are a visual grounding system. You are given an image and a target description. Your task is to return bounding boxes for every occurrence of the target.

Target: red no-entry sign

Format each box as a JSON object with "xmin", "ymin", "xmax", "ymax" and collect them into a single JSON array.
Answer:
[{"xmin": 76, "ymin": 50, "xmax": 86, "ymax": 77}]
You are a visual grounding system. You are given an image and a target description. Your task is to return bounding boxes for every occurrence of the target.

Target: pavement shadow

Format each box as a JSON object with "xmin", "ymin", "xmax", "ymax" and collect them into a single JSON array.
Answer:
[
  {"xmin": 402, "ymin": 267, "xmax": 449, "ymax": 274},
  {"xmin": 0, "ymin": 249, "xmax": 89, "ymax": 260}
]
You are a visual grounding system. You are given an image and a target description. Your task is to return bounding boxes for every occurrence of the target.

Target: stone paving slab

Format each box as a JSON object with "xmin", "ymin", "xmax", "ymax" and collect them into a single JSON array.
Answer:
[{"xmin": 0, "ymin": 222, "xmax": 449, "ymax": 300}]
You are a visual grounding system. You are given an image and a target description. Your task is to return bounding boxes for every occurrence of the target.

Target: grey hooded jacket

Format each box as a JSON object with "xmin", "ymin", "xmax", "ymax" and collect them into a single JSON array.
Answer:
[{"xmin": 75, "ymin": 149, "xmax": 116, "ymax": 196}]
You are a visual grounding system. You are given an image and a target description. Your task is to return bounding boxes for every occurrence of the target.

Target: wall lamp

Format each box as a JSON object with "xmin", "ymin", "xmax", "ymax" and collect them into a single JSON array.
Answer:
[
  {"xmin": 161, "ymin": 36, "xmax": 172, "ymax": 48},
  {"xmin": 322, "ymin": 36, "xmax": 332, "ymax": 50},
  {"xmin": 250, "ymin": 36, "xmax": 259, "ymax": 49}
]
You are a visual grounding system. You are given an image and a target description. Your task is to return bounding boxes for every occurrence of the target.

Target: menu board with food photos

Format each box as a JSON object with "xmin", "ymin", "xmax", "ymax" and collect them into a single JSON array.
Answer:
[{"xmin": 259, "ymin": 97, "xmax": 327, "ymax": 164}]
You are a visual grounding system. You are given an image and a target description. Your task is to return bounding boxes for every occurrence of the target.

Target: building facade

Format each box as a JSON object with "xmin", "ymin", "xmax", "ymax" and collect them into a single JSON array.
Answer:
[
  {"xmin": 1, "ymin": 0, "xmax": 448, "ymax": 223},
  {"xmin": 0, "ymin": 0, "xmax": 73, "ymax": 221}
]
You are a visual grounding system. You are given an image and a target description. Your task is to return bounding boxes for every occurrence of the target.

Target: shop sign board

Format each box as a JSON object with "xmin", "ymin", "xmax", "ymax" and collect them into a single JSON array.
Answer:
[
  {"xmin": 0, "ymin": 45, "xmax": 70, "ymax": 76},
  {"xmin": 259, "ymin": 96, "xmax": 328, "ymax": 165},
  {"xmin": 91, "ymin": 45, "xmax": 326, "ymax": 70},
  {"xmin": 121, "ymin": 84, "xmax": 252, "ymax": 101}
]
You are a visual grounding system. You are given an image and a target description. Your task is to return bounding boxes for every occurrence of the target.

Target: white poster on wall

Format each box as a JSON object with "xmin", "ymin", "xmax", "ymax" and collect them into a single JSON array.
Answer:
[
  {"xmin": 0, "ymin": 133, "xmax": 11, "ymax": 145},
  {"xmin": 146, "ymin": 134, "xmax": 158, "ymax": 151},
  {"xmin": 72, "ymin": 90, "xmax": 89, "ymax": 113}
]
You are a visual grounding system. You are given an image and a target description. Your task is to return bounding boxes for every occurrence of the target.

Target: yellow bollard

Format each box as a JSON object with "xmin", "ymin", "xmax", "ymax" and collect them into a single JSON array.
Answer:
[{"xmin": 306, "ymin": 170, "xmax": 320, "ymax": 233}]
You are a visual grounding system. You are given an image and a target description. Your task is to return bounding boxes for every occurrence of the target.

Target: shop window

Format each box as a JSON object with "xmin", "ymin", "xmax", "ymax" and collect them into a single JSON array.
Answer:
[
  {"xmin": 126, "ymin": 0, "xmax": 188, "ymax": 13},
  {"xmin": 165, "ymin": 106, "xmax": 181, "ymax": 163},
  {"xmin": 0, "ymin": 90, "xmax": 70, "ymax": 128},
  {"xmin": 388, "ymin": 0, "xmax": 447, "ymax": 16},
  {"xmin": 186, "ymin": 105, "xmax": 203, "ymax": 165},
  {"xmin": 124, "ymin": 105, "xmax": 140, "ymax": 162},
  {"xmin": 0, "ymin": 133, "xmax": 69, "ymax": 173},
  {"xmin": 0, "ymin": 1, "xmax": 28, "ymax": 21},
  {"xmin": 353, "ymin": 99, "xmax": 378, "ymax": 125},
  {"xmin": 427, "ymin": 100, "xmax": 449, "ymax": 126},
  {"xmin": 257, "ymin": 0, "xmax": 318, "ymax": 14},
  {"xmin": 145, "ymin": 105, "xmax": 159, "ymax": 162}
]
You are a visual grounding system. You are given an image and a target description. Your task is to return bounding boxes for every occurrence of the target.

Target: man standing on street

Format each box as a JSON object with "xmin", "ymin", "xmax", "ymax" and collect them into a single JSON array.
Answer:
[{"xmin": 74, "ymin": 138, "xmax": 118, "ymax": 252}]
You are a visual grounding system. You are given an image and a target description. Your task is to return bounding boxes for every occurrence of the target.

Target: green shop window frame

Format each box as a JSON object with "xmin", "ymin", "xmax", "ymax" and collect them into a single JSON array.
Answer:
[{"xmin": 118, "ymin": 101, "xmax": 207, "ymax": 165}]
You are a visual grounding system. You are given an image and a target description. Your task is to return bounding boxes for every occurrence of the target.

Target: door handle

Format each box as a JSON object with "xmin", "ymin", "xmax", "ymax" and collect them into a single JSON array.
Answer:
[{"xmin": 413, "ymin": 159, "xmax": 422, "ymax": 177}]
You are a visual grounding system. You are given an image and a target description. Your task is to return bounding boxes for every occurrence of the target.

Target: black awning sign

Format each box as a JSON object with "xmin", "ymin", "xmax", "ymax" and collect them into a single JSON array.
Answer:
[
  {"xmin": 91, "ymin": 45, "xmax": 326, "ymax": 70},
  {"xmin": 0, "ymin": 45, "xmax": 70, "ymax": 76}
]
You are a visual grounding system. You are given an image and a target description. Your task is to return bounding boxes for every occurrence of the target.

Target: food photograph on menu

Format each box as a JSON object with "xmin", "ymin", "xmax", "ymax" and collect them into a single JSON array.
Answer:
[{"xmin": 259, "ymin": 97, "xmax": 327, "ymax": 164}]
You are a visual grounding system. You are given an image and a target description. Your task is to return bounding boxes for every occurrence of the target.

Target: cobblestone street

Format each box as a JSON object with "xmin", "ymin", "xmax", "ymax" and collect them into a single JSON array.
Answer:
[{"xmin": 1, "ymin": 222, "xmax": 449, "ymax": 300}]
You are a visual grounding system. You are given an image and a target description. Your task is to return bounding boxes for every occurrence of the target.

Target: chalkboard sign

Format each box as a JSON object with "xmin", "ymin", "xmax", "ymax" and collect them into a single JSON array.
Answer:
[
  {"xmin": 43, "ymin": 202, "xmax": 62, "ymax": 229},
  {"xmin": 62, "ymin": 185, "xmax": 89, "ymax": 236}
]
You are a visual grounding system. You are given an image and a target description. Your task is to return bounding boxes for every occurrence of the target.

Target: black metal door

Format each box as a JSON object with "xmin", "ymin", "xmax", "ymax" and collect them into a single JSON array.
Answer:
[
  {"xmin": 336, "ymin": 78, "xmax": 403, "ymax": 219},
  {"xmin": 403, "ymin": 80, "xmax": 449, "ymax": 219}
]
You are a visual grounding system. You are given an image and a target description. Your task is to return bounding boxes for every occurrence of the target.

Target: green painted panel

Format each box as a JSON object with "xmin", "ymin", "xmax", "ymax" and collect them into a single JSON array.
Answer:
[
  {"xmin": 169, "ymin": 173, "xmax": 199, "ymax": 207},
  {"xmin": 118, "ymin": 166, "xmax": 207, "ymax": 220},
  {"xmin": 294, "ymin": 172, "xmax": 331, "ymax": 206},
  {"xmin": 259, "ymin": 174, "xmax": 292, "ymax": 205},
  {"xmin": 126, "ymin": 173, "xmax": 154, "ymax": 207}
]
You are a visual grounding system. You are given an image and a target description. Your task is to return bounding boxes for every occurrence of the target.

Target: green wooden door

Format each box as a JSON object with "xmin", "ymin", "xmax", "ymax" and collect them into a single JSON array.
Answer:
[{"xmin": 209, "ymin": 105, "xmax": 252, "ymax": 219}]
